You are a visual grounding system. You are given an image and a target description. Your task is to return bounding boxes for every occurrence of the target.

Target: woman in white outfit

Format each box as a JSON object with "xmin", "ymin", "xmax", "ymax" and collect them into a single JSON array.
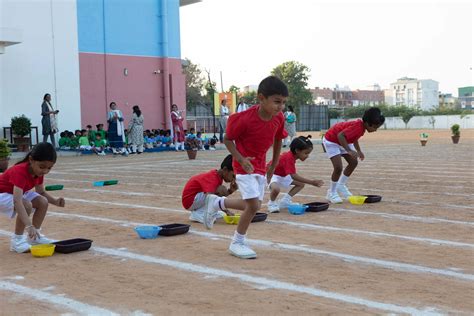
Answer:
[{"xmin": 128, "ymin": 105, "xmax": 144, "ymax": 154}]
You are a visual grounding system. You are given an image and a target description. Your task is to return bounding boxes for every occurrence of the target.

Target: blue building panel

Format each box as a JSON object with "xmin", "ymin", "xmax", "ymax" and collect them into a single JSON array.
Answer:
[{"xmin": 77, "ymin": 0, "xmax": 181, "ymax": 58}]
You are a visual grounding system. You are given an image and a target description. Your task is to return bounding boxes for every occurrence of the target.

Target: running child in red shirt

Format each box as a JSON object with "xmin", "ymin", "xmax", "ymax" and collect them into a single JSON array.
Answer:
[
  {"xmin": 267, "ymin": 136, "xmax": 324, "ymax": 213},
  {"xmin": 204, "ymin": 76, "xmax": 288, "ymax": 259},
  {"xmin": 323, "ymin": 107, "xmax": 385, "ymax": 203},
  {"xmin": 182, "ymin": 154, "xmax": 246, "ymax": 227},
  {"xmin": 0, "ymin": 142, "xmax": 65, "ymax": 253}
]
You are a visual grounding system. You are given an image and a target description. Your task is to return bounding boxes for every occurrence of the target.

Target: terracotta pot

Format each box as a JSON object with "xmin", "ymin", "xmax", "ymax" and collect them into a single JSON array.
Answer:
[
  {"xmin": 420, "ymin": 140, "xmax": 427, "ymax": 146},
  {"xmin": 13, "ymin": 137, "xmax": 30, "ymax": 152},
  {"xmin": 187, "ymin": 150, "xmax": 197, "ymax": 160},
  {"xmin": 451, "ymin": 135, "xmax": 460, "ymax": 144},
  {"xmin": 0, "ymin": 158, "xmax": 9, "ymax": 173}
]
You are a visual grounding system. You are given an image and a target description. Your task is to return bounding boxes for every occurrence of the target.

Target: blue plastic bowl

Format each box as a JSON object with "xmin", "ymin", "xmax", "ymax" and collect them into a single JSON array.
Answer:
[
  {"xmin": 134, "ymin": 226, "xmax": 161, "ymax": 239},
  {"xmin": 287, "ymin": 204, "xmax": 308, "ymax": 215}
]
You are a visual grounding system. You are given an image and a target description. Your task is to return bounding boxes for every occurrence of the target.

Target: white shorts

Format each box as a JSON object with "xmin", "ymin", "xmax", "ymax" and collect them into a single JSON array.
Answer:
[
  {"xmin": 0, "ymin": 191, "xmax": 40, "ymax": 219},
  {"xmin": 188, "ymin": 192, "xmax": 206, "ymax": 211},
  {"xmin": 323, "ymin": 138, "xmax": 356, "ymax": 159},
  {"xmin": 269, "ymin": 174, "xmax": 293, "ymax": 189},
  {"xmin": 236, "ymin": 174, "xmax": 266, "ymax": 201}
]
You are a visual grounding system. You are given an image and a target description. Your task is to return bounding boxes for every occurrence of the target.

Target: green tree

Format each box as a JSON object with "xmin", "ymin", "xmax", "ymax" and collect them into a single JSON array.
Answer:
[
  {"xmin": 228, "ymin": 85, "xmax": 240, "ymax": 94},
  {"xmin": 400, "ymin": 106, "xmax": 418, "ymax": 129},
  {"xmin": 182, "ymin": 58, "xmax": 206, "ymax": 110},
  {"xmin": 271, "ymin": 61, "xmax": 313, "ymax": 114},
  {"xmin": 242, "ymin": 90, "xmax": 257, "ymax": 105}
]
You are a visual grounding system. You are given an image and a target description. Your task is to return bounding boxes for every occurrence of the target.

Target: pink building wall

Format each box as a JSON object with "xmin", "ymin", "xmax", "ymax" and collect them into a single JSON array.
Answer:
[{"xmin": 79, "ymin": 53, "xmax": 186, "ymax": 131}]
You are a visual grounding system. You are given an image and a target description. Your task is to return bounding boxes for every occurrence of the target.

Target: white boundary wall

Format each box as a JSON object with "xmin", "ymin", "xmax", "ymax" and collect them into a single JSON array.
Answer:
[
  {"xmin": 0, "ymin": 0, "xmax": 81, "ymax": 139},
  {"xmin": 330, "ymin": 115, "xmax": 474, "ymax": 129}
]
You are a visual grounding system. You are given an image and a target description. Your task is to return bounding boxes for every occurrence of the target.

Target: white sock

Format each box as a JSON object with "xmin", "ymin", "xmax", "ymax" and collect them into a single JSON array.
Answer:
[
  {"xmin": 212, "ymin": 196, "xmax": 226, "ymax": 211},
  {"xmin": 330, "ymin": 181, "xmax": 338, "ymax": 193},
  {"xmin": 232, "ymin": 231, "xmax": 245, "ymax": 244},
  {"xmin": 13, "ymin": 234, "xmax": 24, "ymax": 240},
  {"xmin": 282, "ymin": 193, "xmax": 291, "ymax": 200},
  {"xmin": 338, "ymin": 175, "xmax": 349, "ymax": 185}
]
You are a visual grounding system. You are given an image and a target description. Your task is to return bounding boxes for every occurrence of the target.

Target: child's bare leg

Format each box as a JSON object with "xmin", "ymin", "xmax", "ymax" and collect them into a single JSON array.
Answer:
[
  {"xmin": 14, "ymin": 199, "xmax": 32, "ymax": 235},
  {"xmin": 223, "ymin": 198, "xmax": 246, "ymax": 211},
  {"xmin": 236, "ymin": 198, "xmax": 260, "ymax": 235},
  {"xmin": 330, "ymin": 155, "xmax": 343, "ymax": 181},
  {"xmin": 31, "ymin": 195, "xmax": 49, "ymax": 229},
  {"xmin": 341, "ymin": 154, "xmax": 358, "ymax": 176},
  {"xmin": 288, "ymin": 181, "xmax": 305, "ymax": 196},
  {"xmin": 269, "ymin": 183, "xmax": 280, "ymax": 201}
]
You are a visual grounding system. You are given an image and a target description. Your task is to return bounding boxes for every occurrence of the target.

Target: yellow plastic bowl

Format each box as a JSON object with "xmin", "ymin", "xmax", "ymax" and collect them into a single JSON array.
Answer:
[
  {"xmin": 348, "ymin": 195, "xmax": 368, "ymax": 205},
  {"xmin": 223, "ymin": 214, "xmax": 241, "ymax": 225},
  {"xmin": 31, "ymin": 244, "xmax": 55, "ymax": 257}
]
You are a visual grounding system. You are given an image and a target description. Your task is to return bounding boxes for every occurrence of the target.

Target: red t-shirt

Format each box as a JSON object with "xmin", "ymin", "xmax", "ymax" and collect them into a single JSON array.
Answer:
[
  {"xmin": 267, "ymin": 151, "xmax": 296, "ymax": 177},
  {"xmin": 0, "ymin": 162, "xmax": 44, "ymax": 194},
  {"xmin": 226, "ymin": 105, "xmax": 287, "ymax": 175},
  {"xmin": 181, "ymin": 169, "xmax": 223, "ymax": 209},
  {"xmin": 324, "ymin": 119, "xmax": 365, "ymax": 145}
]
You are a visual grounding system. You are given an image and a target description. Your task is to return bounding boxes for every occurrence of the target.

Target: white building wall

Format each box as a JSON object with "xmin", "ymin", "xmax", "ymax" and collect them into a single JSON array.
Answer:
[
  {"xmin": 419, "ymin": 79, "xmax": 439, "ymax": 110},
  {"xmin": 0, "ymin": 0, "xmax": 81, "ymax": 140},
  {"xmin": 389, "ymin": 78, "xmax": 439, "ymax": 111}
]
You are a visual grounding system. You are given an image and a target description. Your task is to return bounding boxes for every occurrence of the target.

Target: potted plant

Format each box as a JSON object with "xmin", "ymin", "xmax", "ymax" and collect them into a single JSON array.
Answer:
[
  {"xmin": 184, "ymin": 137, "xmax": 199, "ymax": 160},
  {"xmin": 11, "ymin": 115, "xmax": 32, "ymax": 152},
  {"xmin": 0, "ymin": 139, "xmax": 11, "ymax": 172},
  {"xmin": 420, "ymin": 132, "xmax": 429, "ymax": 146},
  {"xmin": 451, "ymin": 124, "xmax": 460, "ymax": 144}
]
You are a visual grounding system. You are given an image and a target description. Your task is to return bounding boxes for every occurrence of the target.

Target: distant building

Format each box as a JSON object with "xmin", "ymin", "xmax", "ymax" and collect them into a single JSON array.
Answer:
[
  {"xmin": 334, "ymin": 85, "xmax": 352, "ymax": 108},
  {"xmin": 458, "ymin": 86, "xmax": 474, "ymax": 109},
  {"xmin": 242, "ymin": 85, "xmax": 258, "ymax": 93},
  {"xmin": 389, "ymin": 77, "xmax": 439, "ymax": 110},
  {"xmin": 352, "ymin": 90, "xmax": 384, "ymax": 106},
  {"xmin": 438, "ymin": 93, "xmax": 458, "ymax": 109},
  {"xmin": 310, "ymin": 87, "xmax": 333, "ymax": 105},
  {"xmin": 384, "ymin": 89, "xmax": 394, "ymax": 105}
]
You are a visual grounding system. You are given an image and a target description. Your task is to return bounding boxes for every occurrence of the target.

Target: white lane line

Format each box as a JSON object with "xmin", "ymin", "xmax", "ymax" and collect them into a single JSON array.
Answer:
[
  {"xmin": 267, "ymin": 220, "xmax": 474, "ymax": 249},
  {"xmin": 329, "ymin": 208, "xmax": 474, "ymax": 226},
  {"xmin": 63, "ymin": 198, "xmax": 474, "ymax": 249},
  {"xmin": 0, "ymin": 229, "xmax": 445, "ymax": 314},
  {"xmin": 0, "ymin": 281, "xmax": 119, "ymax": 315},
  {"xmin": 47, "ymin": 211, "xmax": 474, "ymax": 281}
]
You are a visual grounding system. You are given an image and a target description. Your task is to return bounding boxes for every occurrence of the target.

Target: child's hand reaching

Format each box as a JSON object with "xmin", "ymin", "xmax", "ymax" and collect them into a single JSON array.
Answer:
[
  {"xmin": 348, "ymin": 150, "xmax": 359, "ymax": 159},
  {"xmin": 311, "ymin": 179, "xmax": 324, "ymax": 187},
  {"xmin": 357, "ymin": 151, "xmax": 365, "ymax": 161},
  {"xmin": 55, "ymin": 198, "xmax": 66, "ymax": 207},
  {"xmin": 238, "ymin": 157, "xmax": 254, "ymax": 174},
  {"xmin": 26, "ymin": 225, "xmax": 40, "ymax": 240}
]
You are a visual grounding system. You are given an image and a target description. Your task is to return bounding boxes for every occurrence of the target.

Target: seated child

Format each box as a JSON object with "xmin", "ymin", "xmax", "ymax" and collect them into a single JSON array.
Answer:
[
  {"xmin": 267, "ymin": 136, "xmax": 324, "ymax": 213},
  {"xmin": 58, "ymin": 132, "xmax": 71, "ymax": 150},
  {"xmin": 92, "ymin": 134, "xmax": 106, "ymax": 156},
  {"xmin": 162, "ymin": 130, "xmax": 172, "ymax": 147},
  {"xmin": 78, "ymin": 130, "xmax": 92, "ymax": 151},
  {"xmin": 68, "ymin": 131, "xmax": 78, "ymax": 149},
  {"xmin": 185, "ymin": 128, "xmax": 199, "ymax": 150},
  {"xmin": 196, "ymin": 132, "xmax": 204, "ymax": 150},
  {"xmin": 181, "ymin": 154, "xmax": 245, "ymax": 228}
]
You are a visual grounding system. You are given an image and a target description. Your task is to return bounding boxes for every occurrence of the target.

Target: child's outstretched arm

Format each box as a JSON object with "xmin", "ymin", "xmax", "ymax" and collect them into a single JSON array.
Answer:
[
  {"xmin": 353, "ymin": 140, "xmax": 365, "ymax": 161},
  {"xmin": 291, "ymin": 173, "xmax": 324, "ymax": 187},
  {"xmin": 35, "ymin": 184, "xmax": 65, "ymax": 207},
  {"xmin": 13, "ymin": 186, "xmax": 39, "ymax": 239},
  {"xmin": 266, "ymin": 138, "xmax": 282, "ymax": 183},
  {"xmin": 223, "ymin": 135, "xmax": 254, "ymax": 174},
  {"xmin": 337, "ymin": 132, "xmax": 358, "ymax": 159}
]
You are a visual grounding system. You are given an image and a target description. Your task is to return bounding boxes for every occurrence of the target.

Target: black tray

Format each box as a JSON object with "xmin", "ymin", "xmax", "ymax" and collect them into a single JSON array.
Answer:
[
  {"xmin": 158, "ymin": 223, "xmax": 190, "ymax": 236},
  {"xmin": 364, "ymin": 195, "xmax": 382, "ymax": 203},
  {"xmin": 251, "ymin": 212, "xmax": 268, "ymax": 223},
  {"xmin": 304, "ymin": 202, "xmax": 330, "ymax": 212},
  {"xmin": 53, "ymin": 238, "xmax": 92, "ymax": 254}
]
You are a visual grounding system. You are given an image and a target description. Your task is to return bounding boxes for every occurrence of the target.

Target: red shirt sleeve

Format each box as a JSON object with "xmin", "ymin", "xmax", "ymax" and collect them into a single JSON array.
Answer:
[
  {"xmin": 341, "ymin": 120, "xmax": 364, "ymax": 143},
  {"xmin": 225, "ymin": 113, "xmax": 244, "ymax": 141}
]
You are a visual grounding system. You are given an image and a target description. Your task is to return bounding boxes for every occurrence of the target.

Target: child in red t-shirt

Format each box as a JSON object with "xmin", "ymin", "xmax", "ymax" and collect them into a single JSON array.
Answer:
[
  {"xmin": 181, "ymin": 154, "xmax": 246, "ymax": 227},
  {"xmin": 0, "ymin": 142, "xmax": 65, "ymax": 253},
  {"xmin": 203, "ymin": 76, "xmax": 288, "ymax": 259},
  {"xmin": 323, "ymin": 107, "xmax": 385, "ymax": 203},
  {"xmin": 267, "ymin": 136, "xmax": 324, "ymax": 213}
]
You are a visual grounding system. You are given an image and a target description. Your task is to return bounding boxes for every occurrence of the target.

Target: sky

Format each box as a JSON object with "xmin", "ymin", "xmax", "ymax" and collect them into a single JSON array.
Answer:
[{"xmin": 179, "ymin": 0, "xmax": 473, "ymax": 96}]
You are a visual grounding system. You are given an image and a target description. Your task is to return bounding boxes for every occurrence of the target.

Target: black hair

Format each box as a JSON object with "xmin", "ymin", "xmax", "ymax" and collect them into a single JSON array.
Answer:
[
  {"xmin": 43, "ymin": 93, "xmax": 51, "ymax": 101},
  {"xmin": 109, "ymin": 102, "xmax": 116, "ymax": 108},
  {"xmin": 16, "ymin": 142, "xmax": 57, "ymax": 165},
  {"xmin": 86, "ymin": 125, "xmax": 92, "ymax": 129},
  {"xmin": 362, "ymin": 107, "xmax": 385, "ymax": 126},
  {"xmin": 287, "ymin": 106, "xmax": 294, "ymax": 112},
  {"xmin": 220, "ymin": 154, "xmax": 233, "ymax": 171},
  {"xmin": 60, "ymin": 132, "xmax": 66, "ymax": 137},
  {"xmin": 290, "ymin": 135, "xmax": 313, "ymax": 154},
  {"xmin": 133, "ymin": 105, "xmax": 142, "ymax": 117},
  {"xmin": 257, "ymin": 76, "xmax": 289, "ymax": 98}
]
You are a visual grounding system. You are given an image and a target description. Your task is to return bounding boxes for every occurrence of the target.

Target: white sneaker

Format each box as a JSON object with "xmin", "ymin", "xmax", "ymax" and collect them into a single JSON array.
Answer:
[
  {"xmin": 28, "ymin": 233, "xmax": 56, "ymax": 245},
  {"xmin": 10, "ymin": 236, "xmax": 31, "ymax": 253},
  {"xmin": 216, "ymin": 211, "xmax": 226, "ymax": 219},
  {"xmin": 189, "ymin": 209, "xmax": 204, "ymax": 224},
  {"xmin": 267, "ymin": 201, "xmax": 280, "ymax": 213},
  {"xmin": 278, "ymin": 195, "xmax": 292, "ymax": 209},
  {"xmin": 203, "ymin": 195, "xmax": 219, "ymax": 230},
  {"xmin": 228, "ymin": 242, "xmax": 257, "ymax": 259},
  {"xmin": 326, "ymin": 190, "xmax": 343, "ymax": 204},
  {"xmin": 337, "ymin": 184, "xmax": 353, "ymax": 199}
]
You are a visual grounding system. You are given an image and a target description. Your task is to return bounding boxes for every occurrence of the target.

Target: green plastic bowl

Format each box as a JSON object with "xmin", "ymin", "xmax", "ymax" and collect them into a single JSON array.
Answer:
[
  {"xmin": 103, "ymin": 180, "xmax": 119, "ymax": 186},
  {"xmin": 45, "ymin": 185, "xmax": 64, "ymax": 191}
]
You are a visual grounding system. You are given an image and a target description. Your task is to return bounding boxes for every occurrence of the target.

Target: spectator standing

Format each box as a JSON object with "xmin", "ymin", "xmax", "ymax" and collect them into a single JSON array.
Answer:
[
  {"xmin": 41, "ymin": 93, "xmax": 59, "ymax": 145},
  {"xmin": 128, "ymin": 105, "xmax": 144, "ymax": 154}
]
